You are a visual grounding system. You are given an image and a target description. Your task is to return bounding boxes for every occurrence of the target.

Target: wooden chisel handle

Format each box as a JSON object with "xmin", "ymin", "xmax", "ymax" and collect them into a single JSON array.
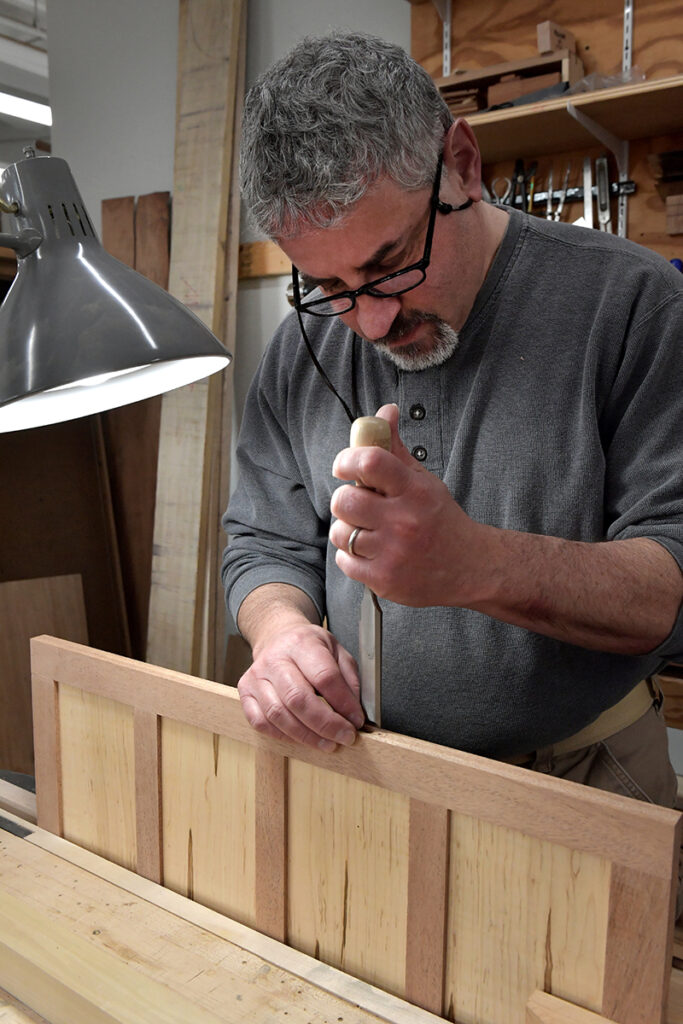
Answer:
[{"xmin": 350, "ymin": 415, "xmax": 392, "ymax": 453}]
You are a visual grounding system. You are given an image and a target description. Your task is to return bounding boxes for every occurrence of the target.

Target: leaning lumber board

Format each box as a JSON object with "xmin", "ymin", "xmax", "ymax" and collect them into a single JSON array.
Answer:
[
  {"xmin": 31, "ymin": 636, "xmax": 681, "ymax": 1024},
  {"xmin": 0, "ymin": 783, "xmax": 36, "ymax": 825},
  {"xmin": 146, "ymin": 0, "xmax": 244, "ymax": 677},
  {"xmin": 0, "ymin": 818, "xmax": 442, "ymax": 1024},
  {"xmin": 527, "ymin": 990, "xmax": 617, "ymax": 1022}
]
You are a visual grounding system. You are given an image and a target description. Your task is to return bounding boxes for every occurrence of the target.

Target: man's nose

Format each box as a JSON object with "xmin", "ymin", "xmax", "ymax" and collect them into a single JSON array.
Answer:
[{"xmin": 352, "ymin": 293, "xmax": 402, "ymax": 341}]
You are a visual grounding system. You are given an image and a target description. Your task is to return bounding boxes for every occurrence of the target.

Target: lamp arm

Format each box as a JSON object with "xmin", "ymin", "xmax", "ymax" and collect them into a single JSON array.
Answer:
[{"xmin": 0, "ymin": 228, "xmax": 43, "ymax": 258}]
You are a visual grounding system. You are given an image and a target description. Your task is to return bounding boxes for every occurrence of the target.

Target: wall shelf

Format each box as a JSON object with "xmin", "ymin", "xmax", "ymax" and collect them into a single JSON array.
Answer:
[{"xmin": 468, "ymin": 75, "xmax": 683, "ymax": 164}]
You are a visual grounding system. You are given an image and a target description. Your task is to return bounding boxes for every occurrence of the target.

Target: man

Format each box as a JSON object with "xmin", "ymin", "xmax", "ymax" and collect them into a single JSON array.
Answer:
[{"xmin": 222, "ymin": 32, "xmax": 683, "ymax": 808}]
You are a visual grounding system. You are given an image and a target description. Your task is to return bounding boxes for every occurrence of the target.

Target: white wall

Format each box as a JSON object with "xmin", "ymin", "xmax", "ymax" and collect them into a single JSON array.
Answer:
[{"xmin": 47, "ymin": 0, "xmax": 178, "ymax": 236}]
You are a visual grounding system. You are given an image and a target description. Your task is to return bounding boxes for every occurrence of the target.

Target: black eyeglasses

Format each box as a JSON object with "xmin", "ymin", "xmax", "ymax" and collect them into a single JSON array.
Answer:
[{"xmin": 290, "ymin": 153, "xmax": 472, "ymax": 318}]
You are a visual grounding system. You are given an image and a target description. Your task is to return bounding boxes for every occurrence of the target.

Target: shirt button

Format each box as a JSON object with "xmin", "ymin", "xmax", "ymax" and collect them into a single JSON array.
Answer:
[
  {"xmin": 410, "ymin": 404, "xmax": 426, "ymax": 420},
  {"xmin": 412, "ymin": 446, "xmax": 428, "ymax": 462}
]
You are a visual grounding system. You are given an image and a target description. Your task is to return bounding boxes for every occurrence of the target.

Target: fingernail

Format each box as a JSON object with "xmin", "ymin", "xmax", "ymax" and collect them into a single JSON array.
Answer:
[
  {"xmin": 335, "ymin": 728, "xmax": 356, "ymax": 746},
  {"xmin": 351, "ymin": 712, "xmax": 365, "ymax": 729},
  {"xmin": 319, "ymin": 738, "xmax": 337, "ymax": 752}
]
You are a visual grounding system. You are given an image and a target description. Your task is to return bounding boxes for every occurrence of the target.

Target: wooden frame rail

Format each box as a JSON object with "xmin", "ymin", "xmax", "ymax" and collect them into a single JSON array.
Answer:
[{"xmin": 31, "ymin": 636, "xmax": 681, "ymax": 1024}]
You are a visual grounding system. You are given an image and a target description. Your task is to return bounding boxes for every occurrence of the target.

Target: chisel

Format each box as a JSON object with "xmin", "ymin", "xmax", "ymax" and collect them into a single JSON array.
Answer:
[
  {"xmin": 583, "ymin": 157, "xmax": 593, "ymax": 228},
  {"xmin": 596, "ymin": 156, "xmax": 612, "ymax": 233},
  {"xmin": 349, "ymin": 415, "xmax": 392, "ymax": 726}
]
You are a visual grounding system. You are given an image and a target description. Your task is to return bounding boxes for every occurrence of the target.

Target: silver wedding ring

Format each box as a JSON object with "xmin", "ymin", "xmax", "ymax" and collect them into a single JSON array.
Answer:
[{"xmin": 348, "ymin": 526, "xmax": 362, "ymax": 557}]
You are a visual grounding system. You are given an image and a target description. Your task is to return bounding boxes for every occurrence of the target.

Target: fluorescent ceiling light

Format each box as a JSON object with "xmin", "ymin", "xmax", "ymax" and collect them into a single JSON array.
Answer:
[{"xmin": 0, "ymin": 90, "xmax": 51, "ymax": 126}]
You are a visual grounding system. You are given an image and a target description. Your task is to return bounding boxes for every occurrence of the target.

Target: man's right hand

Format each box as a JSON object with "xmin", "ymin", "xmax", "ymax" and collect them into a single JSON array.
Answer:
[{"xmin": 236, "ymin": 585, "xmax": 365, "ymax": 751}]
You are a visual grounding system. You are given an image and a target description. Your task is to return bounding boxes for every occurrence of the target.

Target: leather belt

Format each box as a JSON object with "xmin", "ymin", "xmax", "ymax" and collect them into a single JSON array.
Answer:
[{"xmin": 505, "ymin": 678, "xmax": 658, "ymax": 766}]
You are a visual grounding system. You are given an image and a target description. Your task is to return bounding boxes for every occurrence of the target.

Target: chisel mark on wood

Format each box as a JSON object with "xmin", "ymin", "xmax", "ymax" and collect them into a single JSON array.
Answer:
[
  {"xmin": 544, "ymin": 907, "xmax": 553, "ymax": 992},
  {"xmin": 187, "ymin": 828, "xmax": 194, "ymax": 900},
  {"xmin": 213, "ymin": 733, "xmax": 220, "ymax": 776},
  {"xmin": 340, "ymin": 861, "xmax": 349, "ymax": 965}
]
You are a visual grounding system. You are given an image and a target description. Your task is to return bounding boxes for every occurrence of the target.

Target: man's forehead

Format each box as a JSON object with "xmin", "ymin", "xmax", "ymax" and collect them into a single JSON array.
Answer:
[{"xmin": 278, "ymin": 179, "xmax": 427, "ymax": 280}]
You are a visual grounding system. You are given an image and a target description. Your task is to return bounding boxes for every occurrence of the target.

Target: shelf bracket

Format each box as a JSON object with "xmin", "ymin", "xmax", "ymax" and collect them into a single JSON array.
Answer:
[
  {"xmin": 431, "ymin": 0, "xmax": 451, "ymax": 78},
  {"xmin": 565, "ymin": 102, "xmax": 630, "ymax": 238}
]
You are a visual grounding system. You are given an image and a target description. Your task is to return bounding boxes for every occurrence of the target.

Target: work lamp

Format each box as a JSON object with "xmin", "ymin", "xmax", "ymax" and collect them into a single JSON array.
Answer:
[{"xmin": 0, "ymin": 150, "xmax": 231, "ymax": 433}]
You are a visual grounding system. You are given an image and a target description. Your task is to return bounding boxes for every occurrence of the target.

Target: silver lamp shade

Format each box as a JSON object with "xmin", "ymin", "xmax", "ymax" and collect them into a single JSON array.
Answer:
[{"xmin": 0, "ymin": 153, "xmax": 231, "ymax": 433}]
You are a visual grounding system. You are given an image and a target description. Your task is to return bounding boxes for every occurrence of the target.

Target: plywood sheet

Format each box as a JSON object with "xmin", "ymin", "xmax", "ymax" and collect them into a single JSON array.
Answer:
[{"xmin": 0, "ymin": 576, "xmax": 87, "ymax": 774}]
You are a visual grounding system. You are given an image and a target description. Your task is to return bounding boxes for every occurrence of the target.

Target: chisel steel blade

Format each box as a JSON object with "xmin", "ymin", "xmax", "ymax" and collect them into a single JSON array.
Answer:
[
  {"xmin": 583, "ymin": 157, "xmax": 593, "ymax": 228},
  {"xmin": 349, "ymin": 415, "xmax": 391, "ymax": 727},
  {"xmin": 359, "ymin": 586, "xmax": 382, "ymax": 725}
]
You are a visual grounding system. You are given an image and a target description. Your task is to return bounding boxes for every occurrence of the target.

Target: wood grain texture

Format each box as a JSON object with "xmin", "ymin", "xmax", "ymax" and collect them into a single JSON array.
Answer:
[
  {"xmin": 30, "ymin": 672, "xmax": 62, "ymax": 836},
  {"xmin": 146, "ymin": 0, "xmax": 244, "ymax": 678},
  {"xmin": 254, "ymin": 749, "xmax": 287, "ymax": 942},
  {"xmin": 133, "ymin": 709, "xmax": 162, "ymax": 883},
  {"xmin": 0, "ymin": 783, "xmax": 36, "ymax": 825},
  {"xmin": 160, "ymin": 719, "xmax": 256, "ymax": 926},
  {"xmin": 405, "ymin": 800, "xmax": 449, "ymax": 1015},
  {"xmin": 58, "ymin": 684, "xmax": 137, "ymax": 870},
  {"xmin": 0, "ymin": 819, "xmax": 443, "ymax": 1024},
  {"xmin": 287, "ymin": 760, "xmax": 410, "ymax": 997},
  {"xmin": 411, "ymin": 0, "xmax": 682, "ymax": 81},
  {"xmin": 444, "ymin": 816, "xmax": 609, "ymax": 1024},
  {"xmin": 0, "ymin": 575, "xmax": 87, "ymax": 774},
  {"xmin": 527, "ymin": 990, "xmax": 617, "ymax": 1023},
  {"xmin": 0, "ymin": 986, "xmax": 50, "ymax": 1023},
  {"xmin": 601, "ymin": 862, "xmax": 679, "ymax": 1023}
]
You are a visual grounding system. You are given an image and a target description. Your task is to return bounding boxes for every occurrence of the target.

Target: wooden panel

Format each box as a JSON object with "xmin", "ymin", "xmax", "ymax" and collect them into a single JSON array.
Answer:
[
  {"xmin": 288, "ymin": 759, "xmax": 410, "ymax": 997},
  {"xmin": 160, "ymin": 719, "xmax": 256, "ymax": 926},
  {"xmin": 30, "ymin": 637, "xmax": 681, "ymax": 1024},
  {"xmin": 444, "ymin": 815, "xmax": 610, "ymax": 1024},
  {"xmin": 58, "ymin": 684, "xmax": 136, "ymax": 870},
  {"xmin": 146, "ymin": 0, "xmax": 244, "ymax": 679},
  {"xmin": 0, "ymin": 575, "xmax": 87, "ymax": 774}
]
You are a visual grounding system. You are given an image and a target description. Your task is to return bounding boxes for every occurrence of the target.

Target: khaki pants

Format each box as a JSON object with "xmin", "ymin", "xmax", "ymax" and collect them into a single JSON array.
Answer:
[{"xmin": 523, "ymin": 700, "xmax": 681, "ymax": 915}]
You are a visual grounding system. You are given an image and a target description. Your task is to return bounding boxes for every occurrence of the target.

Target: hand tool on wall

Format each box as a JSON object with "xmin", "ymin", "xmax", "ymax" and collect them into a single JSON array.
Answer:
[
  {"xmin": 546, "ymin": 169, "xmax": 554, "ymax": 219},
  {"xmin": 553, "ymin": 162, "xmax": 571, "ymax": 221},
  {"xmin": 582, "ymin": 157, "xmax": 594, "ymax": 228},
  {"xmin": 596, "ymin": 156, "xmax": 613, "ymax": 232},
  {"xmin": 350, "ymin": 415, "xmax": 392, "ymax": 726},
  {"xmin": 490, "ymin": 176, "xmax": 512, "ymax": 205}
]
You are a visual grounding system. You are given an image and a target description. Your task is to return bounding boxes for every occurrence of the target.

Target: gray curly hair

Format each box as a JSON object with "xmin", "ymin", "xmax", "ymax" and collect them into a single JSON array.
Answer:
[{"xmin": 240, "ymin": 32, "xmax": 452, "ymax": 239}]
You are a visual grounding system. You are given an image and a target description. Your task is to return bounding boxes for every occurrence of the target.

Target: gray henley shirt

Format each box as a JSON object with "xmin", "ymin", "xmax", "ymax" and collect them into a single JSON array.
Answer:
[{"xmin": 222, "ymin": 210, "xmax": 683, "ymax": 759}]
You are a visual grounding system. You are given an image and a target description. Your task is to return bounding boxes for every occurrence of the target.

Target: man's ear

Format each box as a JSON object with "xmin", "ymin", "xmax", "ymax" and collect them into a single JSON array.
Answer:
[{"xmin": 443, "ymin": 118, "xmax": 483, "ymax": 201}]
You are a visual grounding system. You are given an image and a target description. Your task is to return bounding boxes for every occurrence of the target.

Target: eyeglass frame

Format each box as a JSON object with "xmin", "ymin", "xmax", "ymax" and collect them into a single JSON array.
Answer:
[{"xmin": 289, "ymin": 152, "xmax": 473, "ymax": 318}]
